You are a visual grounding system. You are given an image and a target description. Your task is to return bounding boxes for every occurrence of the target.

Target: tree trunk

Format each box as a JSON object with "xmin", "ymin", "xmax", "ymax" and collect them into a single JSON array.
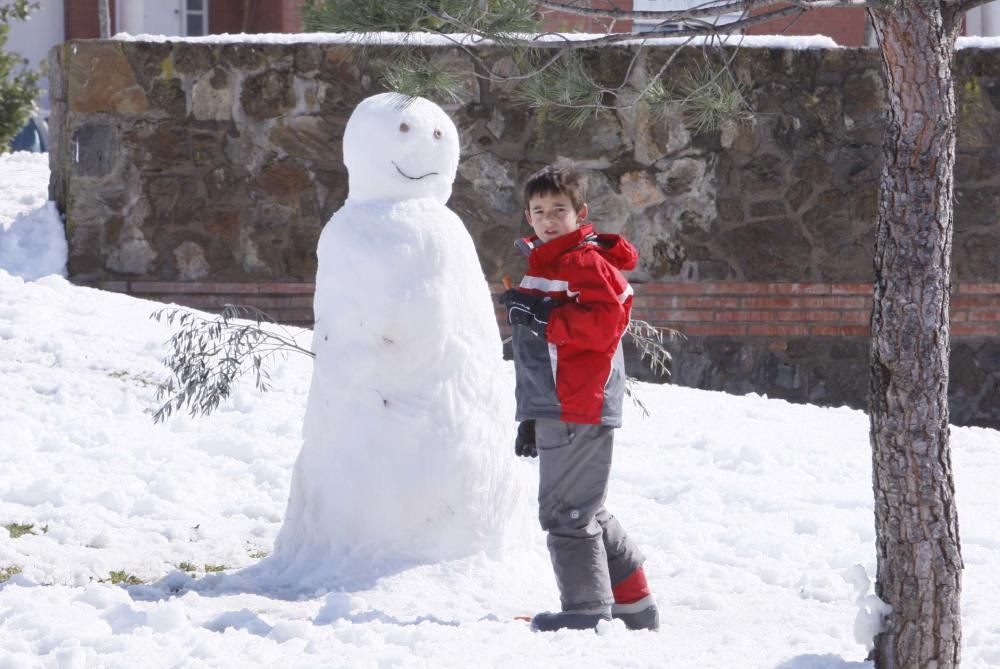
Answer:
[{"xmin": 868, "ymin": 3, "xmax": 963, "ymax": 668}]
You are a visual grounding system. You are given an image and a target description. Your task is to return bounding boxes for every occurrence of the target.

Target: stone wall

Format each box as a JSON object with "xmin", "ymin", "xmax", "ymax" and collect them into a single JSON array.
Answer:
[{"xmin": 49, "ymin": 39, "xmax": 1000, "ymax": 427}]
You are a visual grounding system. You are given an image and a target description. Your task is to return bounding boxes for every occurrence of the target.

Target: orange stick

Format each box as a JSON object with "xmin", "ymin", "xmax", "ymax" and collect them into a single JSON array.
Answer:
[{"xmin": 502, "ymin": 274, "xmax": 513, "ymax": 290}]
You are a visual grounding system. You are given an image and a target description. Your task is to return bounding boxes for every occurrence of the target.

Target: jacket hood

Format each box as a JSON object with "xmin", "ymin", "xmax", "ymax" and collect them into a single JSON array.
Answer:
[{"xmin": 517, "ymin": 223, "xmax": 638, "ymax": 272}]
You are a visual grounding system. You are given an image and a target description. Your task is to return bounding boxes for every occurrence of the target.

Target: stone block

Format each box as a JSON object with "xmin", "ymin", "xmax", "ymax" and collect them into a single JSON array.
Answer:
[
  {"xmin": 241, "ymin": 69, "xmax": 295, "ymax": 120},
  {"xmin": 192, "ymin": 69, "xmax": 234, "ymax": 121},
  {"xmin": 69, "ymin": 43, "xmax": 148, "ymax": 115},
  {"xmin": 72, "ymin": 123, "xmax": 119, "ymax": 178},
  {"xmin": 717, "ymin": 219, "xmax": 813, "ymax": 281}
]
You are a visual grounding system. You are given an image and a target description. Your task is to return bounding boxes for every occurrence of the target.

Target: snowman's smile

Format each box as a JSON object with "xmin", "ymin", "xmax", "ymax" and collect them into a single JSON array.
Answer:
[{"xmin": 393, "ymin": 161, "xmax": 438, "ymax": 180}]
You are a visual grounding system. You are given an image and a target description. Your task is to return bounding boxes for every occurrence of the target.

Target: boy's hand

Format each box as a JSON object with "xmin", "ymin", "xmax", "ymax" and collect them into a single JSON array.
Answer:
[
  {"xmin": 499, "ymin": 289, "xmax": 553, "ymax": 338},
  {"xmin": 514, "ymin": 420, "xmax": 537, "ymax": 458}
]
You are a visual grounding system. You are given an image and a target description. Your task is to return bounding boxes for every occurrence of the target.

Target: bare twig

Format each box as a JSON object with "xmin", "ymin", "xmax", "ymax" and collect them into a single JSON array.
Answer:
[{"xmin": 150, "ymin": 305, "xmax": 313, "ymax": 423}]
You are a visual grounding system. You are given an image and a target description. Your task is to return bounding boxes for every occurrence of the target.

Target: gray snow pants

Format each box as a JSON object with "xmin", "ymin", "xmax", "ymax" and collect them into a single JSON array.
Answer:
[{"xmin": 535, "ymin": 418, "xmax": 646, "ymax": 612}]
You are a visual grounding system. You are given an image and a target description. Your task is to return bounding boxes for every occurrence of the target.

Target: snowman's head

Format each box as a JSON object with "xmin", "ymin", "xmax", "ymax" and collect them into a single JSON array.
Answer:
[{"xmin": 343, "ymin": 93, "xmax": 460, "ymax": 205}]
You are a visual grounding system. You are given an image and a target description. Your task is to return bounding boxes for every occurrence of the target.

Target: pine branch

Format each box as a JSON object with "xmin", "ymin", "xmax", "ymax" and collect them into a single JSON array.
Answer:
[
  {"xmin": 150, "ymin": 305, "xmax": 313, "ymax": 423},
  {"xmin": 647, "ymin": 58, "xmax": 753, "ymax": 133},
  {"xmin": 380, "ymin": 51, "xmax": 469, "ymax": 102}
]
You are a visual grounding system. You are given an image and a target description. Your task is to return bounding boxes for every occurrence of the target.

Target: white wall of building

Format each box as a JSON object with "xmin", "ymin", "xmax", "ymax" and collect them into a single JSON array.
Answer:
[
  {"xmin": 5, "ymin": 0, "xmax": 64, "ymax": 71},
  {"xmin": 632, "ymin": 0, "xmax": 740, "ymax": 31},
  {"xmin": 5, "ymin": 0, "xmax": 64, "ymax": 109},
  {"xmin": 966, "ymin": 1, "xmax": 1000, "ymax": 36}
]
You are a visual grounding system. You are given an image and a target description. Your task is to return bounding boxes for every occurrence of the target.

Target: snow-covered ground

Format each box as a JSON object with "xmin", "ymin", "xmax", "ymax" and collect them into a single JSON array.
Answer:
[
  {"xmin": 0, "ymin": 152, "xmax": 66, "ymax": 282},
  {"xmin": 2, "ymin": 157, "xmax": 1000, "ymax": 668}
]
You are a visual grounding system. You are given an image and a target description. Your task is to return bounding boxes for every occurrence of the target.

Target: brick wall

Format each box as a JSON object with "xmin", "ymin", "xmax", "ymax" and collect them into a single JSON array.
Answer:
[
  {"xmin": 65, "ymin": 0, "xmax": 117, "ymax": 39},
  {"xmin": 747, "ymin": 5, "xmax": 867, "ymax": 46},
  {"xmin": 90, "ymin": 280, "xmax": 316, "ymax": 325},
  {"xmin": 86, "ymin": 278, "xmax": 1000, "ymax": 341},
  {"xmin": 204, "ymin": 0, "xmax": 307, "ymax": 34},
  {"xmin": 540, "ymin": 0, "xmax": 633, "ymax": 33},
  {"xmin": 65, "ymin": 0, "xmax": 302, "ymax": 38}
]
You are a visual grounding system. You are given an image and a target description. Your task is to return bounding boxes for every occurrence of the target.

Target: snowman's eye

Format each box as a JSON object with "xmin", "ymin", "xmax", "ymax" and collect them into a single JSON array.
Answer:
[
  {"xmin": 433, "ymin": 129, "xmax": 442, "ymax": 139},
  {"xmin": 399, "ymin": 123, "xmax": 410, "ymax": 133}
]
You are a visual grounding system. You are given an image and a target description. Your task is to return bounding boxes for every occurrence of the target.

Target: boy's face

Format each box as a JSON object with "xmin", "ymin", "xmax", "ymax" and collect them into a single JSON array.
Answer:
[{"xmin": 525, "ymin": 192, "xmax": 588, "ymax": 243}]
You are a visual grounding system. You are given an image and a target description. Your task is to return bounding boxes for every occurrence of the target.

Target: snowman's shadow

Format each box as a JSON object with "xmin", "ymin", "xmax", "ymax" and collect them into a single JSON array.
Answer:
[
  {"xmin": 127, "ymin": 555, "xmax": 471, "ymax": 629},
  {"xmin": 130, "ymin": 553, "xmax": 422, "ymax": 603}
]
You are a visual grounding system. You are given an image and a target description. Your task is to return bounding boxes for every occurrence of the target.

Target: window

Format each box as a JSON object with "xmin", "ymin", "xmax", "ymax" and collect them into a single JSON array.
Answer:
[
  {"xmin": 184, "ymin": 0, "xmax": 208, "ymax": 36},
  {"xmin": 632, "ymin": 0, "xmax": 741, "ymax": 33}
]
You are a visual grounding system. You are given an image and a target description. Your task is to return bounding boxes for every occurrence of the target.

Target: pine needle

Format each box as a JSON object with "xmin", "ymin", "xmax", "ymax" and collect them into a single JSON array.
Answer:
[{"xmin": 646, "ymin": 63, "xmax": 752, "ymax": 134}]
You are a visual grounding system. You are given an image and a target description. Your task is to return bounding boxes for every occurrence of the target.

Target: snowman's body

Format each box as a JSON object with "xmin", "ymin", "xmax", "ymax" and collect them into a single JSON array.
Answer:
[{"xmin": 273, "ymin": 94, "xmax": 529, "ymax": 568}]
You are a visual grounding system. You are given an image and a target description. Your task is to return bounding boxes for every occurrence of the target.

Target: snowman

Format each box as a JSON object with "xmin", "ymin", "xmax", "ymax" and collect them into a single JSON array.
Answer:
[{"xmin": 270, "ymin": 93, "xmax": 531, "ymax": 576}]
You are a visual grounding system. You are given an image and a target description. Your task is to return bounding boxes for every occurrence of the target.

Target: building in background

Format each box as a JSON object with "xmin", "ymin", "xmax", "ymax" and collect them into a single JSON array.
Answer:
[
  {"xmin": 541, "ymin": 0, "xmax": 1000, "ymax": 46},
  {"xmin": 7, "ymin": 0, "xmax": 1000, "ymax": 108},
  {"xmin": 6, "ymin": 0, "xmax": 308, "ymax": 108}
]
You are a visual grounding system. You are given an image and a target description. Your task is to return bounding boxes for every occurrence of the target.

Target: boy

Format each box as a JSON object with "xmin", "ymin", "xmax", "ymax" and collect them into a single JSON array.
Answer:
[{"xmin": 500, "ymin": 164, "xmax": 659, "ymax": 633}]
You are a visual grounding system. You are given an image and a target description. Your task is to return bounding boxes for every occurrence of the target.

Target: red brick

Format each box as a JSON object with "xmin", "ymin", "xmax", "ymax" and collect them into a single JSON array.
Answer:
[
  {"xmin": 952, "ymin": 324, "xmax": 1000, "ymax": 336},
  {"xmin": 840, "ymin": 310, "xmax": 871, "ymax": 323},
  {"xmin": 130, "ymin": 281, "xmax": 260, "ymax": 295},
  {"xmin": 273, "ymin": 308, "xmax": 315, "ymax": 324},
  {"xmin": 680, "ymin": 296, "xmax": 742, "ymax": 309},
  {"xmin": 810, "ymin": 296, "xmax": 870, "ymax": 309},
  {"xmin": 633, "ymin": 295, "xmax": 741, "ymax": 309},
  {"xmin": 740, "ymin": 296, "xmax": 799, "ymax": 309},
  {"xmin": 716, "ymin": 310, "xmax": 777, "ymax": 322},
  {"xmin": 967, "ymin": 310, "xmax": 1000, "ymax": 323},
  {"xmin": 286, "ymin": 296, "xmax": 315, "ymax": 308},
  {"xmin": 170, "ymin": 294, "xmax": 245, "ymax": 309},
  {"xmin": 811, "ymin": 325, "xmax": 870, "ymax": 337},
  {"xmin": 648, "ymin": 309, "xmax": 716, "ymax": 322},
  {"xmin": 96, "ymin": 281, "xmax": 129, "ymax": 292},
  {"xmin": 633, "ymin": 282, "xmax": 704, "ymax": 295},
  {"xmin": 746, "ymin": 324, "xmax": 811, "ymax": 336},
  {"xmin": 951, "ymin": 311, "xmax": 968, "ymax": 323},
  {"xmin": 776, "ymin": 310, "xmax": 842, "ymax": 322},
  {"xmin": 747, "ymin": 6, "xmax": 866, "ymax": 47},
  {"xmin": 830, "ymin": 283, "xmax": 872, "ymax": 295},
  {"xmin": 761, "ymin": 283, "xmax": 831, "ymax": 295},
  {"xmin": 676, "ymin": 324, "xmax": 747, "ymax": 336},
  {"xmin": 258, "ymin": 282, "xmax": 316, "ymax": 294},
  {"xmin": 704, "ymin": 283, "xmax": 771, "ymax": 295},
  {"xmin": 956, "ymin": 283, "xmax": 1000, "ymax": 295},
  {"xmin": 953, "ymin": 296, "xmax": 1000, "ymax": 308}
]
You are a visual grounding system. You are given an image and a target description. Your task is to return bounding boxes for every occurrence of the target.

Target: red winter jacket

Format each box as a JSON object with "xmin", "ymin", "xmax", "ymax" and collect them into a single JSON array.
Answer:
[{"xmin": 510, "ymin": 223, "xmax": 638, "ymax": 426}]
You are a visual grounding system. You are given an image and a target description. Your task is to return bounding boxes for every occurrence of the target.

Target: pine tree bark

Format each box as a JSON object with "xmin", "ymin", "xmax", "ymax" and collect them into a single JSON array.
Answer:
[{"xmin": 868, "ymin": 3, "xmax": 963, "ymax": 667}]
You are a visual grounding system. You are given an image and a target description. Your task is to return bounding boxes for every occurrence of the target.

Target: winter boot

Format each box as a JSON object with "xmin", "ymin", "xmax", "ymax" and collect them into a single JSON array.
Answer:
[
  {"xmin": 611, "ymin": 566, "xmax": 660, "ymax": 631},
  {"xmin": 530, "ymin": 607, "xmax": 611, "ymax": 632}
]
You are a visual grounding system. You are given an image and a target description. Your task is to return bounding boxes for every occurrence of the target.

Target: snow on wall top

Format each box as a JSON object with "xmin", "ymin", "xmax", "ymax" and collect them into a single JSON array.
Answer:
[
  {"xmin": 956, "ymin": 36, "xmax": 1000, "ymax": 49},
  {"xmin": 111, "ymin": 31, "xmax": 841, "ymax": 50}
]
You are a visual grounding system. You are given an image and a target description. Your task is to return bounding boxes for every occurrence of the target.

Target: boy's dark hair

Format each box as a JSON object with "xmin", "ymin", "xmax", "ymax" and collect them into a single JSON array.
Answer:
[{"xmin": 524, "ymin": 164, "xmax": 587, "ymax": 211}]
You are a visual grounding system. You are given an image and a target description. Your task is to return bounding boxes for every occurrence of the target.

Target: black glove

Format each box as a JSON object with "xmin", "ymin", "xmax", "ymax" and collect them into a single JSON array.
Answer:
[
  {"xmin": 514, "ymin": 420, "xmax": 537, "ymax": 458},
  {"xmin": 499, "ymin": 289, "xmax": 553, "ymax": 338}
]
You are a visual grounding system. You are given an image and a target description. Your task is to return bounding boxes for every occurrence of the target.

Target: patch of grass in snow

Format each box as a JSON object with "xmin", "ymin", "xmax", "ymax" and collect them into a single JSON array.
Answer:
[
  {"xmin": 107, "ymin": 370, "xmax": 158, "ymax": 388},
  {"xmin": 3, "ymin": 522, "xmax": 34, "ymax": 538},
  {"xmin": 0, "ymin": 565, "xmax": 21, "ymax": 583},
  {"xmin": 247, "ymin": 548, "xmax": 269, "ymax": 559},
  {"xmin": 105, "ymin": 570, "xmax": 144, "ymax": 586},
  {"xmin": 177, "ymin": 561, "xmax": 198, "ymax": 573},
  {"xmin": 204, "ymin": 563, "xmax": 228, "ymax": 573}
]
